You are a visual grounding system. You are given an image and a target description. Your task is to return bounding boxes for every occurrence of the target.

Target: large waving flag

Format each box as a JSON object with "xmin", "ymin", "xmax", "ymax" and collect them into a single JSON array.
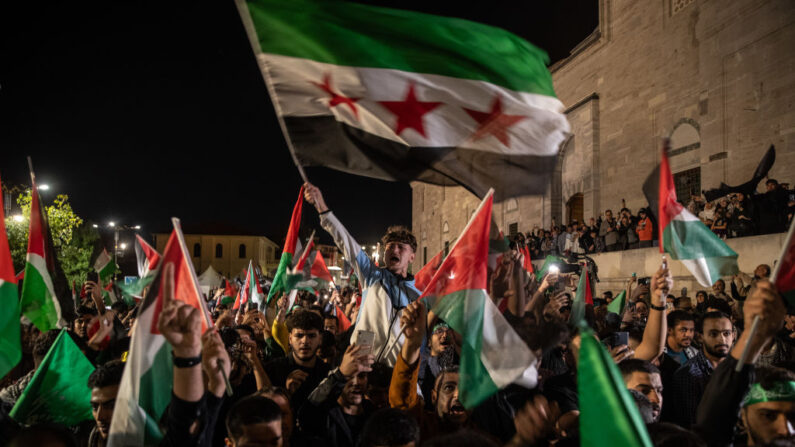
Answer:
[
  {"xmin": 643, "ymin": 141, "xmax": 738, "ymax": 286},
  {"xmin": 108, "ymin": 218, "xmax": 211, "ymax": 446},
  {"xmin": 414, "ymin": 247, "xmax": 445, "ymax": 291},
  {"xmin": 19, "ymin": 168, "xmax": 73, "ymax": 331},
  {"xmin": 420, "ymin": 189, "xmax": 536, "ymax": 408},
  {"xmin": 578, "ymin": 327, "xmax": 652, "ymax": 447},
  {"xmin": 0, "ymin": 175, "xmax": 21, "ymax": 379},
  {"xmin": 285, "ymin": 235, "xmax": 335, "ymax": 293},
  {"xmin": 236, "ymin": 0, "xmax": 569, "ymax": 201},
  {"xmin": 265, "ymin": 185, "xmax": 304, "ymax": 307},
  {"xmin": 10, "ymin": 330, "xmax": 95, "ymax": 426}
]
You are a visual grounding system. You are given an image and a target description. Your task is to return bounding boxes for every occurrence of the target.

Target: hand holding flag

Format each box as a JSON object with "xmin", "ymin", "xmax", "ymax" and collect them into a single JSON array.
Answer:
[{"xmin": 157, "ymin": 263, "xmax": 202, "ymax": 358}]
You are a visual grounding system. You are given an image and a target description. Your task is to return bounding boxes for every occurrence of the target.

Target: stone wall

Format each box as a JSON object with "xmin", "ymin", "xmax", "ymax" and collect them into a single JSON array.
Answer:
[
  {"xmin": 573, "ymin": 232, "xmax": 789, "ymax": 297},
  {"xmin": 412, "ymin": 0, "xmax": 795, "ymax": 273}
]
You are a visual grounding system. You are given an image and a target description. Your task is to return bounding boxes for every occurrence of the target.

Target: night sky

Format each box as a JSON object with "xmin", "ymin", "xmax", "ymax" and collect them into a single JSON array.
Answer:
[{"xmin": 0, "ymin": 0, "xmax": 596, "ymax": 247}]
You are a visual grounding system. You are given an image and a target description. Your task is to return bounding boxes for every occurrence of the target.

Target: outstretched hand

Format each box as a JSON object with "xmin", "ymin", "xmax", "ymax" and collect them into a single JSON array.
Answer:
[{"xmin": 339, "ymin": 344, "xmax": 375, "ymax": 378}]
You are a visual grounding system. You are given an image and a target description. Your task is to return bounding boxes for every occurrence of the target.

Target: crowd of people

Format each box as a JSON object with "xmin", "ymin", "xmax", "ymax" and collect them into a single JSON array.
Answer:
[
  {"xmin": 1, "ymin": 182, "xmax": 794, "ymax": 447},
  {"xmin": 522, "ymin": 179, "xmax": 794, "ymax": 258}
]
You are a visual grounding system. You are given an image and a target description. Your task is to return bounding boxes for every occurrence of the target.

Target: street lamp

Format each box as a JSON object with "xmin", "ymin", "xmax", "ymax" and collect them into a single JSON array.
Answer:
[
  {"xmin": 12, "ymin": 214, "xmax": 24, "ymax": 222},
  {"xmin": 38, "ymin": 184, "xmax": 50, "ymax": 191},
  {"xmin": 120, "ymin": 242, "xmax": 127, "ymax": 250},
  {"xmin": 92, "ymin": 224, "xmax": 98, "ymax": 228},
  {"xmin": 108, "ymin": 221, "xmax": 115, "ymax": 227}
]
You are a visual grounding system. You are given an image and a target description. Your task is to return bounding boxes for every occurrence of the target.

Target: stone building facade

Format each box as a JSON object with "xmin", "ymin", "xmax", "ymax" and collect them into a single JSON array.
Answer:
[
  {"xmin": 152, "ymin": 233, "xmax": 280, "ymax": 278},
  {"xmin": 412, "ymin": 0, "xmax": 795, "ymax": 271}
]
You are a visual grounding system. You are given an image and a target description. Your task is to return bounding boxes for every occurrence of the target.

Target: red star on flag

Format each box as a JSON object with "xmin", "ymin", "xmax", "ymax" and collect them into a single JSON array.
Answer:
[
  {"xmin": 463, "ymin": 96, "xmax": 526, "ymax": 147},
  {"xmin": 378, "ymin": 83, "xmax": 442, "ymax": 138},
  {"xmin": 311, "ymin": 73, "xmax": 360, "ymax": 119}
]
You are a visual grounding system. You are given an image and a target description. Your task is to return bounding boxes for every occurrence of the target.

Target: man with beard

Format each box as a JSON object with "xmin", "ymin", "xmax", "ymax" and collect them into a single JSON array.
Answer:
[
  {"xmin": 418, "ymin": 321, "xmax": 457, "ymax": 409},
  {"xmin": 667, "ymin": 311, "xmax": 735, "ymax": 427},
  {"xmin": 390, "ymin": 300, "xmax": 474, "ymax": 441},
  {"xmin": 304, "ymin": 183, "xmax": 421, "ymax": 367},
  {"xmin": 298, "ymin": 344, "xmax": 376, "ymax": 447},
  {"xmin": 618, "ymin": 360, "xmax": 664, "ymax": 422},
  {"xmin": 264, "ymin": 310, "xmax": 329, "ymax": 407},
  {"xmin": 664, "ymin": 311, "xmax": 697, "ymax": 365},
  {"xmin": 740, "ymin": 366, "xmax": 795, "ymax": 445},
  {"xmin": 87, "ymin": 360, "xmax": 124, "ymax": 447}
]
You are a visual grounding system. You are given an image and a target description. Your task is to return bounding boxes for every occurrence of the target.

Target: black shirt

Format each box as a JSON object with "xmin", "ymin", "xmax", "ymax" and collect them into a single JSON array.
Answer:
[{"xmin": 265, "ymin": 354, "xmax": 331, "ymax": 409}]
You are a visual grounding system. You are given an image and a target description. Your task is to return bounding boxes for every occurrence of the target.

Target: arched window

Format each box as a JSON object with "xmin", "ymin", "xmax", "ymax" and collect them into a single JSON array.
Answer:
[
  {"xmin": 215, "ymin": 243, "xmax": 223, "ymax": 258},
  {"xmin": 193, "ymin": 243, "xmax": 201, "ymax": 257},
  {"xmin": 443, "ymin": 221, "xmax": 449, "ymax": 233},
  {"xmin": 238, "ymin": 244, "xmax": 246, "ymax": 259},
  {"xmin": 506, "ymin": 198, "xmax": 518, "ymax": 212}
]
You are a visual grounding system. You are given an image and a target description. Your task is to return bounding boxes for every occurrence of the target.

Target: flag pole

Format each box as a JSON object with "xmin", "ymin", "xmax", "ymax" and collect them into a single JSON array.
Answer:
[
  {"xmin": 735, "ymin": 218, "xmax": 795, "ymax": 371},
  {"xmin": 233, "ymin": 0, "xmax": 308, "ymax": 184}
]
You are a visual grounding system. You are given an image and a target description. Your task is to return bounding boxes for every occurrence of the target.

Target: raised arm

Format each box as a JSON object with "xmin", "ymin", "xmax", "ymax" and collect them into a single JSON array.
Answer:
[
  {"xmin": 389, "ymin": 300, "xmax": 426, "ymax": 411},
  {"xmin": 305, "ymin": 182, "xmax": 375, "ymax": 281},
  {"xmin": 633, "ymin": 264, "xmax": 670, "ymax": 361}
]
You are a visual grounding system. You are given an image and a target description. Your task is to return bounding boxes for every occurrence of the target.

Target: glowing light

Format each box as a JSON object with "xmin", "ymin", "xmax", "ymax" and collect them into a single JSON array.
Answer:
[
  {"xmin": 134, "ymin": 225, "xmax": 141, "ymax": 230},
  {"xmin": 120, "ymin": 243, "xmax": 127, "ymax": 250},
  {"xmin": 108, "ymin": 222, "xmax": 115, "ymax": 227},
  {"xmin": 12, "ymin": 214, "xmax": 24, "ymax": 222},
  {"xmin": 449, "ymin": 272, "xmax": 456, "ymax": 279},
  {"xmin": 38, "ymin": 184, "xmax": 50, "ymax": 191}
]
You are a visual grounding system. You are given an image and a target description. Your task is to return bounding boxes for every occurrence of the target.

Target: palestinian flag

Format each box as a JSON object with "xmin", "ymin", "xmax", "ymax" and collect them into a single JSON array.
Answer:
[
  {"xmin": 19, "ymin": 173, "xmax": 73, "ymax": 332},
  {"xmin": 265, "ymin": 185, "xmax": 304, "ymax": 307},
  {"xmin": 216, "ymin": 278, "xmax": 238, "ymax": 307},
  {"xmin": 234, "ymin": 260, "xmax": 264, "ymax": 310},
  {"xmin": 415, "ymin": 247, "xmax": 445, "ymax": 291},
  {"xmin": 772, "ymin": 218, "xmax": 795, "ymax": 313},
  {"xmin": 0, "ymin": 177, "xmax": 21, "ymax": 379},
  {"xmin": 607, "ymin": 289, "xmax": 627, "ymax": 315},
  {"xmin": 135, "ymin": 234, "xmax": 161, "ymax": 278},
  {"xmin": 235, "ymin": 0, "xmax": 570, "ymax": 201},
  {"xmin": 94, "ymin": 248, "xmax": 116, "ymax": 282},
  {"xmin": 10, "ymin": 330, "xmax": 95, "ymax": 426},
  {"xmin": 520, "ymin": 245, "xmax": 534, "ymax": 274},
  {"xmin": 643, "ymin": 140, "xmax": 738, "ymax": 287},
  {"xmin": 571, "ymin": 263, "xmax": 593, "ymax": 325},
  {"xmin": 285, "ymin": 237, "xmax": 335, "ymax": 293},
  {"xmin": 578, "ymin": 327, "xmax": 652, "ymax": 447},
  {"xmin": 420, "ymin": 189, "xmax": 537, "ymax": 408},
  {"xmin": 108, "ymin": 218, "xmax": 210, "ymax": 446},
  {"xmin": 335, "ymin": 305, "xmax": 352, "ymax": 332}
]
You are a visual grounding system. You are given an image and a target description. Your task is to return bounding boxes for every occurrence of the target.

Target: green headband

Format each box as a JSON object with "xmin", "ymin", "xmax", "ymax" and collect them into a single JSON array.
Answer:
[
  {"xmin": 432, "ymin": 322, "xmax": 451, "ymax": 334},
  {"xmin": 743, "ymin": 381, "xmax": 795, "ymax": 407}
]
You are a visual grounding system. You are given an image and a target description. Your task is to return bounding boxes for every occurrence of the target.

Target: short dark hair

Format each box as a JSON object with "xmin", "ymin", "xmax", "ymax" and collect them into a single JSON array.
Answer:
[
  {"xmin": 359, "ymin": 408, "xmax": 420, "ymax": 447},
  {"xmin": 368, "ymin": 362, "xmax": 394, "ymax": 389},
  {"xmin": 33, "ymin": 330, "xmax": 61, "ymax": 361},
  {"xmin": 256, "ymin": 385, "xmax": 290, "ymax": 402},
  {"xmin": 646, "ymin": 422, "xmax": 706, "ymax": 447},
  {"xmin": 8, "ymin": 423, "xmax": 78, "ymax": 447},
  {"xmin": 226, "ymin": 395, "xmax": 282, "ymax": 441},
  {"xmin": 76, "ymin": 305, "xmax": 98, "ymax": 317},
  {"xmin": 286, "ymin": 310, "xmax": 323, "ymax": 333},
  {"xmin": 234, "ymin": 324, "xmax": 256, "ymax": 339},
  {"xmin": 423, "ymin": 429, "xmax": 499, "ymax": 447},
  {"xmin": 110, "ymin": 301, "xmax": 129, "ymax": 315},
  {"xmin": 700, "ymin": 311, "xmax": 732, "ymax": 329},
  {"xmin": 88, "ymin": 360, "xmax": 125, "ymax": 389},
  {"xmin": 705, "ymin": 298, "xmax": 732, "ymax": 315},
  {"xmin": 618, "ymin": 359, "xmax": 660, "ymax": 380},
  {"xmin": 381, "ymin": 225, "xmax": 417, "ymax": 252},
  {"xmin": 666, "ymin": 310, "xmax": 695, "ymax": 329},
  {"xmin": 766, "ymin": 178, "xmax": 779, "ymax": 186},
  {"xmin": 755, "ymin": 366, "xmax": 795, "ymax": 389}
]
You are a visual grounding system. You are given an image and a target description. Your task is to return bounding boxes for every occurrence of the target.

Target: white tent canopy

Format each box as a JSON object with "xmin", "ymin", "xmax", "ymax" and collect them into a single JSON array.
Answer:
[{"xmin": 198, "ymin": 265, "xmax": 223, "ymax": 288}]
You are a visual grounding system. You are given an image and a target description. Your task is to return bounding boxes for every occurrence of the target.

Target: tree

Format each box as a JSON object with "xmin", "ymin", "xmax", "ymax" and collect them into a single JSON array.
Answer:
[{"xmin": 5, "ymin": 191, "xmax": 99, "ymax": 286}]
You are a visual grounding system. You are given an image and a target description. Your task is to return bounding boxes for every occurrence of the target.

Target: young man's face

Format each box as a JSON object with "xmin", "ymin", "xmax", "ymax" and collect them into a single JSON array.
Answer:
[
  {"xmin": 384, "ymin": 241, "xmax": 415, "ymax": 275},
  {"xmin": 289, "ymin": 329, "xmax": 321, "ymax": 362},
  {"xmin": 668, "ymin": 320, "xmax": 695, "ymax": 349},
  {"xmin": 743, "ymin": 401, "xmax": 795, "ymax": 445},
  {"xmin": 323, "ymin": 318, "xmax": 337, "ymax": 335},
  {"xmin": 260, "ymin": 392, "xmax": 293, "ymax": 441},
  {"xmin": 432, "ymin": 372, "xmax": 469, "ymax": 426},
  {"xmin": 701, "ymin": 317, "xmax": 733, "ymax": 359},
  {"xmin": 340, "ymin": 371, "xmax": 368, "ymax": 406},
  {"xmin": 74, "ymin": 314, "xmax": 94, "ymax": 338},
  {"xmin": 91, "ymin": 384, "xmax": 120, "ymax": 439},
  {"xmin": 430, "ymin": 326, "xmax": 454, "ymax": 357},
  {"xmin": 624, "ymin": 371, "xmax": 663, "ymax": 422},
  {"xmin": 227, "ymin": 420, "xmax": 283, "ymax": 447}
]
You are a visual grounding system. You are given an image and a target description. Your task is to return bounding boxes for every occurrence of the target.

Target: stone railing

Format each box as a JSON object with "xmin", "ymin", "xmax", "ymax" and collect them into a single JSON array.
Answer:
[{"xmin": 567, "ymin": 232, "xmax": 788, "ymax": 296}]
